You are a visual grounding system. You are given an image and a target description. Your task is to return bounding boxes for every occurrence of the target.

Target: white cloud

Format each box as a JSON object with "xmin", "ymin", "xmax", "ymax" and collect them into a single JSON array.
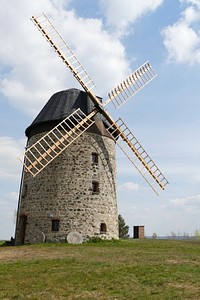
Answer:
[
  {"xmin": 0, "ymin": 136, "xmax": 35, "ymax": 240},
  {"xmin": 194, "ymin": 173, "xmax": 200, "ymax": 182},
  {"xmin": 0, "ymin": 191, "xmax": 18, "ymax": 206},
  {"xmin": 0, "ymin": 1, "xmax": 130, "ymax": 117},
  {"xmin": 170, "ymin": 194, "xmax": 200, "ymax": 206},
  {"xmin": 0, "ymin": 136, "xmax": 25, "ymax": 180},
  {"xmin": 162, "ymin": 1, "xmax": 200, "ymax": 64},
  {"xmin": 100, "ymin": 0, "xmax": 164, "ymax": 36},
  {"xmin": 118, "ymin": 181, "xmax": 139, "ymax": 191},
  {"xmin": 180, "ymin": 0, "xmax": 200, "ymax": 8},
  {"xmin": 169, "ymin": 194, "xmax": 200, "ymax": 216},
  {"xmin": 0, "ymin": 191, "xmax": 18, "ymax": 239}
]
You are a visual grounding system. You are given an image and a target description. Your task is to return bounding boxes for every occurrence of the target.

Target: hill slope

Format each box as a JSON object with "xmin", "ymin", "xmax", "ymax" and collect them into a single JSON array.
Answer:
[{"xmin": 1, "ymin": 239, "xmax": 200, "ymax": 299}]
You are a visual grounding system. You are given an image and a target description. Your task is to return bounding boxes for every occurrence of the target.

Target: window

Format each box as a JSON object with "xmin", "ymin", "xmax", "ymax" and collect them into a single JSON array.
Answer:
[
  {"xmin": 92, "ymin": 152, "xmax": 98, "ymax": 164},
  {"xmin": 52, "ymin": 219, "xmax": 60, "ymax": 232},
  {"xmin": 100, "ymin": 223, "xmax": 107, "ymax": 233},
  {"xmin": 92, "ymin": 181, "xmax": 99, "ymax": 193}
]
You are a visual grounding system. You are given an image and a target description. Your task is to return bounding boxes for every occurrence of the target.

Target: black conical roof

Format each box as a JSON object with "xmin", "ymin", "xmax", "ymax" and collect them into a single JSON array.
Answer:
[{"xmin": 26, "ymin": 89, "xmax": 110, "ymax": 139}]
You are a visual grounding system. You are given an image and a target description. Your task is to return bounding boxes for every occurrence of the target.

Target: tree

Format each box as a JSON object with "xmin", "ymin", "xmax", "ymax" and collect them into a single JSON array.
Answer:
[
  {"xmin": 152, "ymin": 232, "xmax": 157, "ymax": 239},
  {"xmin": 118, "ymin": 214, "xmax": 129, "ymax": 238},
  {"xmin": 194, "ymin": 229, "xmax": 200, "ymax": 241},
  {"xmin": 169, "ymin": 231, "xmax": 177, "ymax": 240}
]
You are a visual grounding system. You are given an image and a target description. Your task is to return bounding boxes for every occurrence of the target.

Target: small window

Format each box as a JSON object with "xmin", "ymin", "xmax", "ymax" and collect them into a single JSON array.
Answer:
[
  {"xmin": 100, "ymin": 223, "xmax": 107, "ymax": 233},
  {"xmin": 92, "ymin": 153, "xmax": 98, "ymax": 164},
  {"xmin": 92, "ymin": 181, "xmax": 99, "ymax": 193},
  {"xmin": 52, "ymin": 219, "xmax": 60, "ymax": 232}
]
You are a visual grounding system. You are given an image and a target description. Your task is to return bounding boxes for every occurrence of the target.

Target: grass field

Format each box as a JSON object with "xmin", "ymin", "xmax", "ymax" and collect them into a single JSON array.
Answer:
[{"xmin": 1, "ymin": 239, "xmax": 200, "ymax": 299}]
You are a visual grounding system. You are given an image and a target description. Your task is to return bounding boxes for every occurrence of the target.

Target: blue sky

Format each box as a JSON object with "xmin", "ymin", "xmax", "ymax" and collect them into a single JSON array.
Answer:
[{"xmin": 1, "ymin": 0, "xmax": 200, "ymax": 239}]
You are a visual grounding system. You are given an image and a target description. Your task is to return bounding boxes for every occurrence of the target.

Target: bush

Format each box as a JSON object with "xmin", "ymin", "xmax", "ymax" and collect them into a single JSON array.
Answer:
[{"xmin": 86, "ymin": 236, "xmax": 104, "ymax": 243}]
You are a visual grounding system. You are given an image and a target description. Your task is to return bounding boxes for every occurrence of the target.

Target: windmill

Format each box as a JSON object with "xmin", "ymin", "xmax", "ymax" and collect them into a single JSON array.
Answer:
[{"xmin": 15, "ymin": 13, "xmax": 168, "ymax": 245}]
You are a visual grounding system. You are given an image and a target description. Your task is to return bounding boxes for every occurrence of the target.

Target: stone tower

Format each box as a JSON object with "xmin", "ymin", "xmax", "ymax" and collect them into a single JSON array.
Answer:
[{"xmin": 15, "ymin": 89, "xmax": 118, "ymax": 244}]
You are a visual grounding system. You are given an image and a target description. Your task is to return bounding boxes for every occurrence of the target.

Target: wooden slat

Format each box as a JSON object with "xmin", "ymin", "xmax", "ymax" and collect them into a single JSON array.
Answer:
[
  {"xmin": 103, "ymin": 61, "xmax": 157, "ymax": 108},
  {"xmin": 18, "ymin": 108, "xmax": 97, "ymax": 176},
  {"xmin": 31, "ymin": 13, "xmax": 96, "ymax": 93},
  {"xmin": 106, "ymin": 118, "xmax": 169, "ymax": 195}
]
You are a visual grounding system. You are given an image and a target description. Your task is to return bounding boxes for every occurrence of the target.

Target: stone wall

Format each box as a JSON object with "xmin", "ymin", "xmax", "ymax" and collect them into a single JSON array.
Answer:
[{"xmin": 15, "ymin": 130, "xmax": 119, "ymax": 244}]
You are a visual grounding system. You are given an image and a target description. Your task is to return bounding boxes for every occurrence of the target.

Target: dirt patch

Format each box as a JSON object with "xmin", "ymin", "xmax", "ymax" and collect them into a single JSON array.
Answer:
[
  {"xmin": 0, "ymin": 245, "xmax": 67, "ymax": 262},
  {"xmin": 166, "ymin": 282, "xmax": 200, "ymax": 292},
  {"xmin": 165, "ymin": 259, "xmax": 200, "ymax": 266}
]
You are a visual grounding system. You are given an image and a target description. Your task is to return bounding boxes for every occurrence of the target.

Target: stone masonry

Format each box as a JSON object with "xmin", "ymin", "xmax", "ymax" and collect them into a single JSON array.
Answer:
[{"xmin": 15, "ymin": 129, "xmax": 119, "ymax": 244}]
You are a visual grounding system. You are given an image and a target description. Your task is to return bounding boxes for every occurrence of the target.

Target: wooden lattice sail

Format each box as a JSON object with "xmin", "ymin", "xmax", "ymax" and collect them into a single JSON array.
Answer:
[{"xmin": 18, "ymin": 12, "xmax": 168, "ymax": 195}]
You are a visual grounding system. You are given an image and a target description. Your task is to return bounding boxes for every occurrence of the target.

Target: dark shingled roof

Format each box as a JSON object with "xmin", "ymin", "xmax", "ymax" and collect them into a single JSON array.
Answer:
[{"xmin": 26, "ymin": 89, "xmax": 111, "ymax": 139}]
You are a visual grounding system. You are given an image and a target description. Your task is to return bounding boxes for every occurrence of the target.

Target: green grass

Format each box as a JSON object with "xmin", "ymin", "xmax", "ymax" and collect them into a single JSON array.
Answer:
[{"xmin": 1, "ymin": 239, "xmax": 200, "ymax": 299}]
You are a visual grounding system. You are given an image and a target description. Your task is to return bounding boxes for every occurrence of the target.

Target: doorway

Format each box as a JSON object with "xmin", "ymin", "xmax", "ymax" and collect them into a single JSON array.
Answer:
[
  {"xmin": 18, "ymin": 215, "xmax": 27, "ymax": 244},
  {"xmin": 133, "ymin": 226, "xmax": 139, "ymax": 238},
  {"xmin": 133, "ymin": 226, "xmax": 145, "ymax": 239}
]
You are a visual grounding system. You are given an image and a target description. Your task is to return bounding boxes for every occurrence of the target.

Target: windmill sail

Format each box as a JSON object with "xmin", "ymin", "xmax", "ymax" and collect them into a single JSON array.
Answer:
[
  {"xmin": 103, "ymin": 62, "xmax": 157, "ymax": 108},
  {"xmin": 22, "ymin": 13, "xmax": 169, "ymax": 194},
  {"xmin": 31, "ymin": 13, "xmax": 96, "ymax": 94},
  {"xmin": 18, "ymin": 108, "xmax": 96, "ymax": 176},
  {"xmin": 106, "ymin": 118, "xmax": 168, "ymax": 195}
]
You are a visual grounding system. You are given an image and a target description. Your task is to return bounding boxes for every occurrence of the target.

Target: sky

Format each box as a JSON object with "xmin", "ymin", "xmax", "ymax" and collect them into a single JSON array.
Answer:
[{"xmin": 1, "ymin": 0, "xmax": 200, "ymax": 239}]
